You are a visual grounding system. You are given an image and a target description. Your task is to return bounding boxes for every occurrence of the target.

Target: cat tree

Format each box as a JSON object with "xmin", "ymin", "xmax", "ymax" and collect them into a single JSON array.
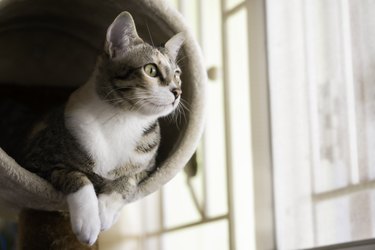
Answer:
[{"xmin": 0, "ymin": 0, "xmax": 206, "ymax": 249}]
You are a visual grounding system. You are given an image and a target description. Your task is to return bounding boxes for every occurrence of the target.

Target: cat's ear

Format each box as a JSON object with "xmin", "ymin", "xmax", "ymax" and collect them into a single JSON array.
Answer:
[
  {"xmin": 165, "ymin": 32, "xmax": 185, "ymax": 61},
  {"xmin": 105, "ymin": 11, "xmax": 143, "ymax": 58}
]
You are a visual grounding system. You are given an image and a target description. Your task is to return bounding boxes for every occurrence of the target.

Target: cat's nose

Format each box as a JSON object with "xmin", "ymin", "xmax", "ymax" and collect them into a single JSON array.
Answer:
[{"xmin": 171, "ymin": 88, "xmax": 182, "ymax": 100}]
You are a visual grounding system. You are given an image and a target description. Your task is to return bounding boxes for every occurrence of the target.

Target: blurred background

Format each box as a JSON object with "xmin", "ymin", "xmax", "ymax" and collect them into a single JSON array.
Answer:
[{"xmin": 99, "ymin": 0, "xmax": 375, "ymax": 249}]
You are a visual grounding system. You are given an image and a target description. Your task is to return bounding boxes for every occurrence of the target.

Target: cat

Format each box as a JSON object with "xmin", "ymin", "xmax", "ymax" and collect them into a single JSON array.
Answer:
[{"xmin": 19, "ymin": 11, "xmax": 184, "ymax": 245}]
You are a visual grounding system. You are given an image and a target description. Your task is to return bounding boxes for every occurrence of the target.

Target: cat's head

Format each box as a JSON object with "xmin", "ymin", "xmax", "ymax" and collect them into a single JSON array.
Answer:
[{"xmin": 95, "ymin": 11, "xmax": 185, "ymax": 117}]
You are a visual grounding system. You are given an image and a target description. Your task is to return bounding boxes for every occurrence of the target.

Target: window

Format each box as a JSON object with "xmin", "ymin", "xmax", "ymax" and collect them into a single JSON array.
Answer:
[
  {"xmin": 268, "ymin": 0, "xmax": 375, "ymax": 249},
  {"xmin": 100, "ymin": 0, "xmax": 375, "ymax": 249}
]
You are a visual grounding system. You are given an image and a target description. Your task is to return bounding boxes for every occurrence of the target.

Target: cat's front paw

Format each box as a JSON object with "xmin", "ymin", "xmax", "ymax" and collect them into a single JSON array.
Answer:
[
  {"xmin": 98, "ymin": 192, "xmax": 124, "ymax": 231},
  {"xmin": 71, "ymin": 211, "xmax": 101, "ymax": 245},
  {"xmin": 67, "ymin": 185, "xmax": 101, "ymax": 245}
]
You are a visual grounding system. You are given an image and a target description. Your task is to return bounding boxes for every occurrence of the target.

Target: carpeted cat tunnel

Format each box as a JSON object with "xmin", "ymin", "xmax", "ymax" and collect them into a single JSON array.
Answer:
[{"xmin": 0, "ymin": 0, "xmax": 206, "ymax": 249}]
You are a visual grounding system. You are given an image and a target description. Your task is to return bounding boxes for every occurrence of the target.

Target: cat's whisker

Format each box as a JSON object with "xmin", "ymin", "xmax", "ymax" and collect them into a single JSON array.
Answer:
[
  {"xmin": 176, "ymin": 99, "xmax": 189, "ymax": 125},
  {"xmin": 179, "ymin": 98, "xmax": 190, "ymax": 112},
  {"xmin": 145, "ymin": 20, "xmax": 155, "ymax": 47},
  {"xmin": 103, "ymin": 86, "xmax": 122, "ymax": 99},
  {"xmin": 176, "ymin": 55, "xmax": 187, "ymax": 65},
  {"xmin": 103, "ymin": 86, "xmax": 135, "ymax": 100},
  {"xmin": 102, "ymin": 110, "xmax": 121, "ymax": 124},
  {"xmin": 131, "ymin": 99, "xmax": 148, "ymax": 112},
  {"xmin": 175, "ymin": 105, "xmax": 185, "ymax": 126},
  {"xmin": 171, "ymin": 99, "xmax": 188, "ymax": 124},
  {"xmin": 103, "ymin": 97, "xmax": 124, "ymax": 102}
]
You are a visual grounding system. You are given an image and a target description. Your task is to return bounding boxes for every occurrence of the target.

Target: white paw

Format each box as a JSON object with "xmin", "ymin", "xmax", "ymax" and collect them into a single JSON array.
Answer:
[
  {"xmin": 67, "ymin": 185, "xmax": 101, "ymax": 245},
  {"xmin": 98, "ymin": 192, "xmax": 124, "ymax": 231}
]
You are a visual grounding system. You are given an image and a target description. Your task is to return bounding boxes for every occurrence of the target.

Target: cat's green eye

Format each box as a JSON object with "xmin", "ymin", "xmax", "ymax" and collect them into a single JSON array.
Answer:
[{"xmin": 144, "ymin": 64, "xmax": 159, "ymax": 77}]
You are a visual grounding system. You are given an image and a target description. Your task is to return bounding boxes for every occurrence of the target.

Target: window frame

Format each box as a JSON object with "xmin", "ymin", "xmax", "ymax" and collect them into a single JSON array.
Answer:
[
  {"xmin": 225, "ymin": 0, "xmax": 375, "ymax": 249},
  {"xmin": 305, "ymin": 239, "xmax": 375, "ymax": 250}
]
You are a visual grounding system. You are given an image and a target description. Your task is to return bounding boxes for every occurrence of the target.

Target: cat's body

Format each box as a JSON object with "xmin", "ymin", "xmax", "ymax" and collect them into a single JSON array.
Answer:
[
  {"xmin": 65, "ymin": 79, "xmax": 160, "ymax": 182},
  {"xmin": 18, "ymin": 11, "xmax": 184, "ymax": 245}
]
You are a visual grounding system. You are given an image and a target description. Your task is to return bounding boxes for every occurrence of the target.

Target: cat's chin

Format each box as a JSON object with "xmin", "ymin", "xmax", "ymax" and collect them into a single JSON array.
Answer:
[{"xmin": 134, "ymin": 101, "xmax": 179, "ymax": 117}]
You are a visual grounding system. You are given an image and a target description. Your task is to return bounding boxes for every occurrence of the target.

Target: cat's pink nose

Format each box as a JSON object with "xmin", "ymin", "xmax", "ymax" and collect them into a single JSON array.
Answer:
[{"xmin": 171, "ymin": 88, "xmax": 182, "ymax": 99}]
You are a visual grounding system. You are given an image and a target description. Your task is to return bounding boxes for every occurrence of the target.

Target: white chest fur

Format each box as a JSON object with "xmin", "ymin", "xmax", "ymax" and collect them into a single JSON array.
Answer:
[{"xmin": 65, "ymin": 83, "xmax": 156, "ymax": 179}]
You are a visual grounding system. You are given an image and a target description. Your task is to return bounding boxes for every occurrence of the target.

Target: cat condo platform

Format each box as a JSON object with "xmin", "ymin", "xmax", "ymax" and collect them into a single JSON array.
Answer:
[{"xmin": 0, "ymin": 0, "xmax": 206, "ymax": 248}]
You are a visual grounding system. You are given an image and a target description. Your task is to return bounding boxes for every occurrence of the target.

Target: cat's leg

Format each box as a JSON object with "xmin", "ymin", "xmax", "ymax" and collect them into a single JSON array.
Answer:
[
  {"xmin": 98, "ymin": 176, "xmax": 137, "ymax": 231},
  {"xmin": 50, "ymin": 169, "xmax": 101, "ymax": 245},
  {"xmin": 98, "ymin": 191, "xmax": 124, "ymax": 231}
]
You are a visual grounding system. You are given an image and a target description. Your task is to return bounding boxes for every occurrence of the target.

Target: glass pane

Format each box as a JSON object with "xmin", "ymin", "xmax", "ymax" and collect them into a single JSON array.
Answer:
[
  {"xmin": 201, "ymin": 0, "xmax": 228, "ymax": 217},
  {"xmin": 163, "ymin": 172, "xmax": 201, "ymax": 228},
  {"xmin": 267, "ymin": 0, "xmax": 315, "ymax": 248},
  {"xmin": 315, "ymin": 190, "xmax": 375, "ymax": 246},
  {"xmin": 100, "ymin": 192, "xmax": 162, "ymax": 249},
  {"xmin": 306, "ymin": 0, "xmax": 353, "ymax": 193},
  {"xmin": 162, "ymin": 220, "xmax": 228, "ymax": 250},
  {"xmin": 349, "ymin": 0, "xmax": 375, "ymax": 181},
  {"xmin": 227, "ymin": 11, "xmax": 251, "ymax": 175},
  {"xmin": 204, "ymin": 83, "xmax": 228, "ymax": 217},
  {"xmin": 225, "ymin": 0, "xmax": 245, "ymax": 11},
  {"xmin": 226, "ymin": 9, "xmax": 256, "ymax": 250},
  {"xmin": 99, "ymin": 202, "xmax": 143, "ymax": 250},
  {"xmin": 269, "ymin": 0, "xmax": 375, "ymax": 249},
  {"xmin": 139, "ymin": 191, "xmax": 162, "ymax": 234},
  {"xmin": 99, "ymin": 239, "xmax": 141, "ymax": 250},
  {"xmin": 143, "ymin": 237, "xmax": 162, "ymax": 250}
]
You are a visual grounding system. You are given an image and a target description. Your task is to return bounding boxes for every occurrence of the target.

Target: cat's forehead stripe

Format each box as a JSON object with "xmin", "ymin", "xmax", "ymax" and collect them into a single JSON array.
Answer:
[
  {"xmin": 160, "ymin": 52, "xmax": 171, "ymax": 67},
  {"xmin": 150, "ymin": 51, "xmax": 172, "ymax": 82}
]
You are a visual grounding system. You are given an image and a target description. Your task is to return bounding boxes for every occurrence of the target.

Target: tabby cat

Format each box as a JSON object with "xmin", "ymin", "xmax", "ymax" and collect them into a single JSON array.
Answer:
[{"xmin": 20, "ymin": 11, "xmax": 184, "ymax": 245}]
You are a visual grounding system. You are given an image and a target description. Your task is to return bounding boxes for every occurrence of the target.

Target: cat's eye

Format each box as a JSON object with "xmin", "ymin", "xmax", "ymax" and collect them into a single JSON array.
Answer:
[
  {"xmin": 174, "ymin": 69, "xmax": 181, "ymax": 82},
  {"xmin": 144, "ymin": 64, "xmax": 159, "ymax": 77}
]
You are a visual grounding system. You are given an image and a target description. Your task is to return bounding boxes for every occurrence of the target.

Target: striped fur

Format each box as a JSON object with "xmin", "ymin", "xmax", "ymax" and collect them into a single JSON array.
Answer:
[{"xmin": 20, "ymin": 11, "xmax": 184, "ymax": 245}]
